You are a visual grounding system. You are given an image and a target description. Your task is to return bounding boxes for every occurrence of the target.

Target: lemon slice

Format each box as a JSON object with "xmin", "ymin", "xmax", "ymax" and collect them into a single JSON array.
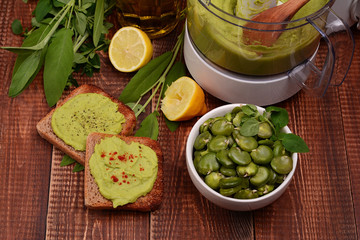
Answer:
[
  {"xmin": 161, "ymin": 76, "xmax": 207, "ymax": 121},
  {"xmin": 109, "ymin": 27, "xmax": 153, "ymax": 72}
]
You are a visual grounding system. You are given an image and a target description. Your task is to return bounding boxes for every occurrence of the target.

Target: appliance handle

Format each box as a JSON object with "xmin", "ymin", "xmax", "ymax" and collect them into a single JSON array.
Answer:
[{"xmin": 289, "ymin": 7, "xmax": 355, "ymax": 97}]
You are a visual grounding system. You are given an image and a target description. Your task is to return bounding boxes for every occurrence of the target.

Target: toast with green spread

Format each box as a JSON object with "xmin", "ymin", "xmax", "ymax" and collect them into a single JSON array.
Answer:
[
  {"xmin": 36, "ymin": 84, "xmax": 137, "ymax": 165},
  {"xmin": 84, "ymin": 133, "xmax": 163, "ymax": 211}
]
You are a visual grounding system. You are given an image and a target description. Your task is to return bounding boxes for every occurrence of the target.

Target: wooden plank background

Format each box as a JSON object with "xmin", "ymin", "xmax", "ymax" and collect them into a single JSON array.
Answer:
[{"xmin": 0, "ymin": 0, "xmax": 359, "ymax": 239}]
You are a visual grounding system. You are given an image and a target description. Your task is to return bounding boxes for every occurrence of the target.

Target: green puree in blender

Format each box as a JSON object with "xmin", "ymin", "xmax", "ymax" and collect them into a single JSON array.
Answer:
[{"xmin": 187, "ymin": 0, "xmax": 329, "ymax": 75}]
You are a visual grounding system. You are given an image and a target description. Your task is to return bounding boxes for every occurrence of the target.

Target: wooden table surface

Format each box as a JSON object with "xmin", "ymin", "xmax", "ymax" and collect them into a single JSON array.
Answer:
[{"xmin": 1, "ymin": 1, "xmax": 360, "ymax": 239}]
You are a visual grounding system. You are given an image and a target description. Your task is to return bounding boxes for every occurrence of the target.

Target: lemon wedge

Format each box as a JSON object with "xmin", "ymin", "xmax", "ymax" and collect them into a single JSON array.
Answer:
[
  {"xmin": 109, "ymin": 27, "xmax": 153, "ymax": 72},
  {"xmin": 161, "ymin": 76, "xmax": 207, "ymax": 121}
]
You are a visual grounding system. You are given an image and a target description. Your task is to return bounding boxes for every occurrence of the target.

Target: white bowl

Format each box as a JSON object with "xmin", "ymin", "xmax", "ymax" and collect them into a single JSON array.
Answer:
[{"xmin": 186, "ymin": 104, "xmax": 298, "ymax": 211}]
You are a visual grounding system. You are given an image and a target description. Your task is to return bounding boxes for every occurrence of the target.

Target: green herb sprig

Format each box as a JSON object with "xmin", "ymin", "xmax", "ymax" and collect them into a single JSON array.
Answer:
[
  {"xmin": 119, "ymin": 28, "xmax": 187, "ymax": 140},
  {"xmin": 60, "ymin": 155, "xmax": 84, "ymax": 172},
  {"xmin": 238, "ymin": 104, "xmax": 309, "ymax": 153},
  {"xmin": 3, "ymin": 0, "xmax": 115, "ymax": 107}
]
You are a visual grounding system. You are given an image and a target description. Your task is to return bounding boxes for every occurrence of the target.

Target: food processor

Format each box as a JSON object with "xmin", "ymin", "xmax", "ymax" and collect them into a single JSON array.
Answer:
[{"xmin": 183, "ymin": 0, "xmax": 357, "ymax": 105}]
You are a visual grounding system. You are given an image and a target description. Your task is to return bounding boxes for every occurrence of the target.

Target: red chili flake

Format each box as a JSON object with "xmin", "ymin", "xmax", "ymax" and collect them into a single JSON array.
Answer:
[
  {"xmin": 113, "ymin": 152, "xmax": 117, "ymax": 155},
  {"xmin": 123, "ymin": 180, "xmax": 126, "ymax": 183},
  {"xmin": 118, "ymin": 155, "xmax": 126, "ymax": 161},
  {"xmin": 109, "ymin": 157, "xmax": 115, "ymax": 161},
  {"xmin": 127, "ymin": 181, "xmax": 130, "ymax": 184},
  {"xmin": 140, "ymin": 167, "xmax": 144, "ymax": 171},
  {"xmin": 122, "ymin": 172, "xmax": 125, "ymax": 175},
  {"xmin": 134, "ymin": 179, "xmax": 136, "ymax": 182},
  {"xmin": 132, "ymin": 174, "xmax": 135, "ymax": 177},
  {"xmin": 109, "ymin": 162, "xmax": 112, "ymax": 165},
  {"xmin": 119, "ymin": 182, "xmax": 122, "ymax": 185},
  {"xmin": 130, "ymin": 160, "xmax": 133, "ymax": 162},
  {"xmin": 106, "ymin": 168, "xmax": 109, "ymax": 171},
  {"xmin": 101, "ymin": 152, "xmax": 106, "ymax": 158},
  {"xmin": 129, "ymin": 154, "xmax": 134, "ymax": 159},
  {"xmin": 111, "ymin": 175, "xmax": 119, "ymax": 182},
  {"xmin": 125, "ymin": 175, "xmax": 128, "ymax": 178}
]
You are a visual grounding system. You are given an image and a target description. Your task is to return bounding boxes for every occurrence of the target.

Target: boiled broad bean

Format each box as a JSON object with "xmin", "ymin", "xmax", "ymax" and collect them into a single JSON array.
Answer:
[
  {"xmin": 193, "ymin": 131, "xmax": 212, "ymax": 150},
  {"xmin": 207, "ymin": 135, "xmax": 229, "ymax": 152},
  {"xmin": 199, "ymin": 118, "xmax": 214, "ymax": 133},
  {"xmin": 232, "ymin": 111, "xmax": 245, "ymax": 127},
  {"xmin": 258, "ymin": 122, "xmax": 273, "ymax": 139},
  {"xmin": 220, "ymin": 185, "xmax": 243, "ymax": 197},
  {"xmin": 210, "ymin": 118, "xmax": 234, "ymax": 136},
  {"xmin": 219, "ymin": 176, "xmax": 244, "ymax": 188},
  {"xmin": 273, "ymin": 141, "xmax": 289, "ymax": 157},
  {"xmin": 193, "ymin": 151, "xmax": 202, "ymax": 171},
  {"xmin": 216, "ymin": 149, "xmax": 235, "ymax": 168},
  {"xmin": 233, "ymin": 132, "xmax": 258, "ymax": 152},
  {"xmin": 197, "ymin": 152, "xmax": 220, "ymax": 175},
  {"xmin": 258, "ymin": 139, "xmax": 274, "ymax": 146},
  {"xmin": 220, "ymin": 166, "xmax": 237, "ymax": 177},
  {"xmin": 234, "ymin": 189, "xmax": 259, "ymax": 199},
  {"xmin": 228, "ymin": 146, "xmax": 251, "ymax": 166},
  {"xmin": 236, "ymin": 162, "xmax": 259, "ymax": 177},
  {"xmin": 267, "ymin": 168, "xmax": 278, "ymax": 185},
  {"xmin": 257, "ymin": 184, "xmax": 275, "ymax": 196},
  {"xmin": 205, "ymin": 172, "xmax": 223, "ymax": 190},
  {"xmin": 271, "ymin": 155, "xmax": 293, "ymax": 174},
  {"xmin": 251, "ymin": 145, "xmax": 274, "ymax": 165},
  {"xmin": 250, "ymin": 166, "xmax": 270, "ymax": 187}
]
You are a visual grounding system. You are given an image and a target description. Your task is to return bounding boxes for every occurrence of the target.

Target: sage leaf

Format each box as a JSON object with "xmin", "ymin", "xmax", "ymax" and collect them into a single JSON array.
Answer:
[
  {"xmin": 240, "ymin": 118, "xmax": 260, "ymax": 136},
  {"xmin": 2, "ymin": 2, "xmax": 71, "ymax": 52},
  {"xmin": 126, "ymin": 102, "xmax": 145, "ymax": 114},
  {"xmin": 53, "ymin": 0, "xmax": 65, "ymax": 7},
  {"xmin": 57, "ymin": 0, "xmax": 71, "ymax": 4},
  {"xmin": 119, "ymin": 52, "xmax": 172, "ymax": 104},
  {"xmin": 3, "ymin": 23, "xmax": 52, "ymax": 54},
  {"xmin": 73, "ymin": 163, "xmax": 85, "ymax": 172},
  {"xmin": 11, "ymin": 19, "xmax": 23, "ymax": 35},
  {"xmin": 279, "ymin": 133, "xmax": 309, "ymax": 153},
  {"xmin": 135, "ymin": 111, "xmax": 159, "ymax": 140},
  {"xmin": 60, "ymin": 155, "xmax": 76, "ymax": 166},
  {"xmin": 44, "ymin": 28, "xmax": 74, "ymax": 107},
  {"xmin": 93, "ymin": 0, "xmax": 104, "ymax": 47},
  {"xmin": 9, "ymin": 51, "xmax": 42, "ymax": 97},
  {"xmin": 35, "ymin": 0, "xmax": 53, "ymax": 22},
  {"xmin": 165, "ymin": 117, "xmax": 180, "ymax": 132},
  {"xmin": 75, "ymin": 11, "xmax": 87, "ymax": 36}
]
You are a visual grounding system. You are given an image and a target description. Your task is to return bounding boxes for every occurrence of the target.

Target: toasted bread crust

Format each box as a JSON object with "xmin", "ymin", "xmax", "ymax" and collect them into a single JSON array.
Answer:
[
  {"xmin": 36, "ymin": 84, "xmax": 137, "ymax": 165},
  {"xmin": 84, "ymin": 133, "xmax": 163, "ymax": 211}
]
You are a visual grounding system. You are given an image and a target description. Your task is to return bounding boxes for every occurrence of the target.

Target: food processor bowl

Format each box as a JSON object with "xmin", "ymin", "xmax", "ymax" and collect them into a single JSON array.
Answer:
[{"xmin": 184, "ymin": 0, "xmax": 355, "ymax": 105}]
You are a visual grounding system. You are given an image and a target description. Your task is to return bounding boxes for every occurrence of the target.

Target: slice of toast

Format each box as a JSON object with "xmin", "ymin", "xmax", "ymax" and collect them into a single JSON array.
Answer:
[
  {"xmin": 84, "ymin": 133, "xmax": 163, "ymax": 211},
  {"xmin": 36, "ymin": 84, "xmax": 137, "ymax": 165}
]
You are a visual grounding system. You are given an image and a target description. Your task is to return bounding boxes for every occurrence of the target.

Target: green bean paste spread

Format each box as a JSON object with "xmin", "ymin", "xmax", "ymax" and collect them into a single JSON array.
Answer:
[
  {"xmin": 51, "ymin": 93, "xmax": 125, "ymax": 151},
  {"xmin": 90, "ymin": 136, "xmax": 158, "ymax": 208}
]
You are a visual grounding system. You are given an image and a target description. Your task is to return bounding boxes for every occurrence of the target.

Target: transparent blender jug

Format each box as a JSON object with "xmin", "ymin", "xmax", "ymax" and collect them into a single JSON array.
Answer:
[{"xmin": 186, "ymin": 0, "xmax": 354, "ymax": 97}]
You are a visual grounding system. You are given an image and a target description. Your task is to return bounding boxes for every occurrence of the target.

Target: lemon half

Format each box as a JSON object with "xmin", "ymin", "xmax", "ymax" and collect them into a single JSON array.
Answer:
[
  {"xmin": 161, "ymin": 76, "xmax": 207, "ymax": 121},
  {"xmin": 109, "ymin": 27, "xmax": 153, "ymax": 72}
]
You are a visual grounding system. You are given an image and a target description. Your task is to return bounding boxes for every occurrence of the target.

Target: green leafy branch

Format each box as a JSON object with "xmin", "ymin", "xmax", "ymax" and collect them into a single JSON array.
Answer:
[
  {"xmin": 235, "ymin": 104, "xmax": 309, "ymax": 153},
  {"xmin": 3, "ymin": 0, "xmax": 115, "ymax": 107},
  {"xmin": 119, "ymin": 29, "xmax": 187, "ymax": 140}
]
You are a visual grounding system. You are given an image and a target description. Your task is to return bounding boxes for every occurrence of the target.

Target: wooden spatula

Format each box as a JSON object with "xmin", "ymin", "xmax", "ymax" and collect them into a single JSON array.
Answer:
[{"xmin": 243, "ymin": 0, "xmax": 310, "ymax": 47}]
